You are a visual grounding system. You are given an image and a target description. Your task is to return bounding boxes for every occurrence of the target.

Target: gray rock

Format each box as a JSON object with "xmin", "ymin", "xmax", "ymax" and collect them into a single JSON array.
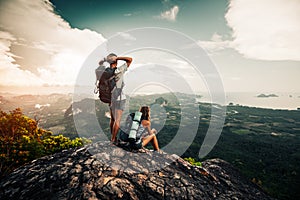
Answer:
[{"xmin": 0, "ymin": 142, "xmax": 274, "ymax": 200}]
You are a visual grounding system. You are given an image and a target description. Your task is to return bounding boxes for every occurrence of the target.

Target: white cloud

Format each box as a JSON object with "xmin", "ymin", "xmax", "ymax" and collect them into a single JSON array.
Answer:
[
  {"xmin": 0, "ymin": 30, "xmax": 44, "ymax": 86},
  {"xmin": 159, "ymin": 5, "xmax": 179, "ymax": 22},
  {"xmin": 0, "ymin": 0, "xmax": 106, "ymax": 86},
  {"xmin": 165, "ymin": 58, "xmax": 189, "ymax": 68},
  {"xmin": 117, "ymin": 32, "xmax": 136, "ymax": 41},
  {"xmin": 0, "ymin": 31, "xmax": 16, "ymax": 69},
  {"xmin": 225, "ymin": 0, "xmax": 300, "ymax": 61},
  {"xmin": 197, "ymin": 33, "xmax": 233, "ymax": 53}
]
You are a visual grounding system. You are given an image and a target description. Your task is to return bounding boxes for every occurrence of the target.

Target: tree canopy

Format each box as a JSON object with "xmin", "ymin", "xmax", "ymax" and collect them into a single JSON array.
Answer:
[{"xmin": 0, "ymin": 108, "xmax": 90, "ymax": 177}]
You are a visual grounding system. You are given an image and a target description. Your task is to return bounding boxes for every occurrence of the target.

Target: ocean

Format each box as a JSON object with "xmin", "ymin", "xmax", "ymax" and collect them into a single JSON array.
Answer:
[
  {"xmin": 199, "ymin": 92, "xmax": 300, "ymax": 110},
  {"xmin": 0, "ymin": 86, "xmax": 299, "ymax": 110}
]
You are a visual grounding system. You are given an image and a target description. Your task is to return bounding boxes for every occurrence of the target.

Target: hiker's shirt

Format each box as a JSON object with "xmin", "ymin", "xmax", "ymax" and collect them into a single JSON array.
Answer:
[{"xmin": 112, "ymin": 62, "xmax": 127, "ymax": 101}]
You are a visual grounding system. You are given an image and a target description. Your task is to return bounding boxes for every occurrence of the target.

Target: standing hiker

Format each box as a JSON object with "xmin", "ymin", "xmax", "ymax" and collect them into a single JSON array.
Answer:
[{"xmin": 97, "ymin": 53, "xmax": 132, "ymax": 144}]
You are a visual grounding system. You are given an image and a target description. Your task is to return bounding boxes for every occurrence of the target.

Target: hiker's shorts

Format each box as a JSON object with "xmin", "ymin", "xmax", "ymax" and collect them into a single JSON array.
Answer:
[{"xmin": 110, "ymin": 99, "xmax": 126, "ymax": 112}]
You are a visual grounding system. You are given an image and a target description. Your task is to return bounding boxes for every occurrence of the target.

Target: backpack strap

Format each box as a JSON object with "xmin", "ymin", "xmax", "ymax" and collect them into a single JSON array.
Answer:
[{"xmin": 94, "ymin": 85, "xmax": 99, "ymax": 94}]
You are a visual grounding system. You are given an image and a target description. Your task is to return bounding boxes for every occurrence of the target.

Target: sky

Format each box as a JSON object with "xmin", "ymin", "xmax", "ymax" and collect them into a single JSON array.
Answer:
[{"xmin": 0, "ymin": 0, "xmax": 299, "ymax": 93}]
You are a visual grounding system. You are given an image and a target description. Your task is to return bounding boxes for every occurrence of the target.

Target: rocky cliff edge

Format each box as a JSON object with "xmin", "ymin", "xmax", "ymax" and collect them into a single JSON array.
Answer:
[{"xmin": 0, "ymin": 141, "xmax": 273, "ymax": 200}]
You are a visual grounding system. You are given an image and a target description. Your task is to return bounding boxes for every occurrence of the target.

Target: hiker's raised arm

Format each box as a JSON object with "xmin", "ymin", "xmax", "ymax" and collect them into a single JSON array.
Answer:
[{"xmin": 116, "ymin": 56, "xmax": 132, "ymax": 67}]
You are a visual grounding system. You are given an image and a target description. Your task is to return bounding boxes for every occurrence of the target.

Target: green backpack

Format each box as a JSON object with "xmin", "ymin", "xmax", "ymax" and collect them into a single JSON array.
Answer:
[{"xmin": 118, "ymin": 111, "xmax": 145, "ymax": 150}]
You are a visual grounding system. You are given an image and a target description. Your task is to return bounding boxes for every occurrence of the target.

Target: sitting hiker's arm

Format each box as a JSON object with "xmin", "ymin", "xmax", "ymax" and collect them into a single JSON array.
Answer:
[
  {"xmin": 116, "ymin": 56, "xmax": 132, "ymax": 67},
  {"xmin": 142, "ymin": 120, "xmax": 151, "ymax": 134},
  {"xmin": 143, "ymin": 120, "xmax": 155, "ymax": 135}
]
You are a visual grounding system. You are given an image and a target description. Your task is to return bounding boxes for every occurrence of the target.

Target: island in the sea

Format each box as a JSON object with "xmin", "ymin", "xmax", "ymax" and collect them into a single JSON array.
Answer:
[{"xmin": 257, "ymin": 93, "xmax": 278, "ymax": 98}]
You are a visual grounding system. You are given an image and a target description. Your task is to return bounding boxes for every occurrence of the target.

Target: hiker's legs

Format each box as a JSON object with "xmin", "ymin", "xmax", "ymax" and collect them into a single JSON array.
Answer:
[
  {"xmin": 142, "ymin": 135, "xmax": 153, "ymax": 147},
  {"xmin": 151, "ymin": 135, "xmax": 159, "ymax": 151},
  {"xmin": 142, "ymin": 134, "xmax": 159, "ymax": 151},
  {"xmin": 111, "ymin": 109, "xmax": 122, "ymax": 142},
  {"xmin": 109, "ymin": 107, "xmax": 115, "ymax": 135},
  {"xmin": 110, "ymin": 100, "xmax": 126, "ymax": 143}
]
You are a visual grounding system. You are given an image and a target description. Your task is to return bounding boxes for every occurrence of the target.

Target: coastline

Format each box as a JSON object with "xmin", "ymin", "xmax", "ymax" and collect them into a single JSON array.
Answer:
[{"xmin": 0, "ymin": 86, "xmax": 299, "ymax": 110}]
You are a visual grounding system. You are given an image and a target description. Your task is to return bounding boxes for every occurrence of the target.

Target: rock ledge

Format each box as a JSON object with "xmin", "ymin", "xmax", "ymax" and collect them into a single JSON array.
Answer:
[{"xmin": 0, "ymin": 142, "xmax": 273, "ymax": 200}]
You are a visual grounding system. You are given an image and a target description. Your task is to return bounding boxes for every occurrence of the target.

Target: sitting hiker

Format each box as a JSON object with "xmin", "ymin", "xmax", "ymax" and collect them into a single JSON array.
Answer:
[
  {"xmin": 118, "ymin": 106, "xmax": 160, "ymax": 152},
  {"xmin": 139, "ymin": 106, "xmax": 160, "ymax": 151}
]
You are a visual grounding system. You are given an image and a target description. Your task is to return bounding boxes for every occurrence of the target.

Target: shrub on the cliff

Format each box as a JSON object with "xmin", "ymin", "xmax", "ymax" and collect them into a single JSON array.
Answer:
[
  {"xmin": 0, "ymin": 108, "xmax": 90, "ymax": 177},
  {"xmin": 184, "ymin": 157, "xmax": 202, "ymax": 167},
  {"xmin": 42, "ymin": 135, "xmax": 90, "ymax": 154}
]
